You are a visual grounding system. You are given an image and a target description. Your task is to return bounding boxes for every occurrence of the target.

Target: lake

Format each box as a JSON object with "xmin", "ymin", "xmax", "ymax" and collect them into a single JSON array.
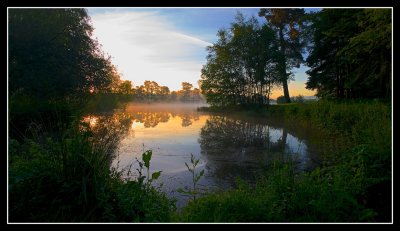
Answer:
[{"xmin": 83, "ymin": 103, "xmax": 324, "ymax": 208}]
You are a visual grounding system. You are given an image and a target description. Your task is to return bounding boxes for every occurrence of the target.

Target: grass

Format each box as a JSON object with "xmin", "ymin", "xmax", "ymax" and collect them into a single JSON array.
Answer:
[
  {"xmin": 179, "ymin": 165, "xmax": 375, "ymax": 222},
  {"xmin": 179, "ymin": 100, "xmax": 391, "ymax": 222}
]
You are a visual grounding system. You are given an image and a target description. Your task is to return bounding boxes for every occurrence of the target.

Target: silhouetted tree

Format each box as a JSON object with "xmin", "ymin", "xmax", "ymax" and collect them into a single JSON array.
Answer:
[
  {"xmin": 9, "ymin": 9, "xmax": 119, "ymax": 101},
  {"xmin": 305, "ymin": 9, "xmax": 391, "ymax": 99},
  {"xmin": 259, "ymin": 8, "xmax": 306, "ymax": 103}
]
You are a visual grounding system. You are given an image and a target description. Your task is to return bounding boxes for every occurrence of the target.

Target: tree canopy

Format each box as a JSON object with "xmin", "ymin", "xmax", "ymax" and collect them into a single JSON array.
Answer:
[
  {"xmin": 305, "ymin": 9, "xmax": 391, "ymax": 99},
  {"xmin": 9, "ymin": 9, "xmax": 119, "ymax": 101},
  {"xmin": 200, "ymin": 13, "xmax": 279, "ymax": 107},
  {"xmin": 200, "ymin": 9, "xmax": 391, "ymax": 107}
]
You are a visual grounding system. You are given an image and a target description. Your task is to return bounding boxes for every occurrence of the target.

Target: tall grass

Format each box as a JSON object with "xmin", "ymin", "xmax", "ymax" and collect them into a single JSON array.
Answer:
[
  {"xmin": 179, "ymin": 100, "xmax": 391, "ymax": 222},
  {"xmin": 9, "ymin": 111, "xmax": 175, "ymax": 222}
]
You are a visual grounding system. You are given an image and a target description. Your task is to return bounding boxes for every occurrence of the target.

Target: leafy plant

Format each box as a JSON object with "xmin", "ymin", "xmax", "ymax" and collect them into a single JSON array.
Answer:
[
  {"xmin": 178, "ymin": 154, "xmax": 205, "ymax": 200},
  {"xmin": 135, "ymin": 150, "xmax": 162, "ymax": 187}
]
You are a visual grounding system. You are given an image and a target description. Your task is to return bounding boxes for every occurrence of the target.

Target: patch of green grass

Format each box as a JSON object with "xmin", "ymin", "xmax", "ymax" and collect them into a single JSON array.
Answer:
[{"xmin": 178, "ymin": 162, "xmax": 377, "ymax": 222}]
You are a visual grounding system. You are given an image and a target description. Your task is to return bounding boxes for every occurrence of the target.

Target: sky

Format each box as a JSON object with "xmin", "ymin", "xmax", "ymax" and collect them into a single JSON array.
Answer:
[{"xmin": 88, "ymin": 8, "xmax": 317, "ymax": 99}]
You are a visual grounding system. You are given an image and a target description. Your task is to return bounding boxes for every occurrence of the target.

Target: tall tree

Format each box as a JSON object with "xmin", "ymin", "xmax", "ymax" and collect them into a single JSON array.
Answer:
[
  {"xmin": 339, "ymin": 9, "xmax": 391, "ymax": 98},
  {"xmin": 201, "ymin": 13, "xmax": 278, "ymax": 107},
  {"xmin": 9, "ymin": 9, "xmax": 119, "ymax": 101},
  {"xmin": 259, "ymin": 8, "xmax": 306, "ymax": 103},
  {"xmin": 305, "ymin": 9, "xmax": 391, "ymax": 99}
]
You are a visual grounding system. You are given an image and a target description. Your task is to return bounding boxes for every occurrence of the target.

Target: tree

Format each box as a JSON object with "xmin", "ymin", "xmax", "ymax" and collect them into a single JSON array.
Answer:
[
  {"xmin": 305, "ymin": 9, "xmax": 391, "ymax": 99},
  {"xmin": 181, "ymin": 82, "xmax": 193, "ymax": 102},
  {"xmin": 339, "ymin": 9, "xmax": 391, "ymax": 98},
  {"xmin": 201, "ymin": 12, "xmax": 279, "ymax": 107},
  {"xmin": 170, "ymin": 91, "xmax": 178, "ymax": 101},
  {"xmin": 118, "ymin": 80, "xmax": 133, "ymax": 95},
  {"xmin": 9, "ymin": 9, "xmax": 120, "ymax": 101},
  {"xmin": 259, "ymin": 8, "xmax": 306, "ymax": 103},
  {"xmin": 159, "ymin": 86, "xmax": 170, "ymax": 100},
  {"xmin": 181, "ymin": 82, "xmax": 193, "ymax": 92},
  {"xmin": 143, "ymin": 80, "xmax": 160, "ymax": 101},
  {"xmin": 305, "ymin": 9, "xmax": 360, "ymax": 99}
]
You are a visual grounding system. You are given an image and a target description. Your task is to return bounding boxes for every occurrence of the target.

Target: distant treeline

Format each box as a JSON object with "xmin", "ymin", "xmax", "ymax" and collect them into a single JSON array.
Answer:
[
  {"xmin": 115, "ymin": 80, "xmax": 205, "ymax": 103},
  {"xmin": 200, "ymin": 9, "xmax": 391, "ymax": 107}
]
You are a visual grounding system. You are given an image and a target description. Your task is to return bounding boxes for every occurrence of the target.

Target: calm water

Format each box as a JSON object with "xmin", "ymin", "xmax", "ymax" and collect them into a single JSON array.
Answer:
[{"xmin": 84, "ymin": 103, "xmax": 322, "ymax": 208}]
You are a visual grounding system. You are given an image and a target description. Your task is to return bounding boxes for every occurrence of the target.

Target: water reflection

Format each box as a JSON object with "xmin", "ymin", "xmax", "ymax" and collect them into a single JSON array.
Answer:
[
  {"xmin": 198, "ymin": 115, "xmax": 314, "ymax": 185},
  {"xmin": 83, "ymin": 103, "xmax": 322, "ymax": 208},
  {"xmin": 129, "ymin": 111, "xmax": 170, "ymax": 128},
  {"xmin": 82, "ymin": 108, "xmax": 201, "ymax": 132}
]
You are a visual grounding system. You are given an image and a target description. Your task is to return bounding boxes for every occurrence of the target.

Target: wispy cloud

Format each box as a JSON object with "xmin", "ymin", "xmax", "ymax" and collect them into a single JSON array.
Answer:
[{"xmin": 89, "ymin": 9, "xmax": 212, "ymax": 90}]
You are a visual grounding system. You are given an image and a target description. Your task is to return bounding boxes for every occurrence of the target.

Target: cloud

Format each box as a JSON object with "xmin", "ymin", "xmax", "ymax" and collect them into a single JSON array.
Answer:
[{"xmin": 89, "ymin": 9, "xmax": 212, "ymax": 90}]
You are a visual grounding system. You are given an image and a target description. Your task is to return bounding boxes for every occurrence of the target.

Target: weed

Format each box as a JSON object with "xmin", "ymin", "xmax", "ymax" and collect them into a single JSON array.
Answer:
[{"xmin": 177, "ymin": 154, "xmax": 205, "ymax": 201}]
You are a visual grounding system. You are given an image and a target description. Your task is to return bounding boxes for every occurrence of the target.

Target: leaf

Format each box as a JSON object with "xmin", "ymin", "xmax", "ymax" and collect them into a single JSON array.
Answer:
[
  {"xmin": 151, "ymin": 171, "xmax": 162, "ymax": 180},
  {"xmin": 185, "ymin": 162, "xmax": 192, "ymax": 172},
  {"xmin": 142, "ymin": 150, "xmax": 152, "ymax": 169}
]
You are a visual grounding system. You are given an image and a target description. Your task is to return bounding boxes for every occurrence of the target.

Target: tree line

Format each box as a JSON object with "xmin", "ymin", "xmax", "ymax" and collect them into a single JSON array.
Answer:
[
  {"xmin": 115, "ymin": 80, "xmax": 204, "ymax": 103},
  {"xmin": 200, "ymin": 8, "xmax": 391, "ymax": 107}
]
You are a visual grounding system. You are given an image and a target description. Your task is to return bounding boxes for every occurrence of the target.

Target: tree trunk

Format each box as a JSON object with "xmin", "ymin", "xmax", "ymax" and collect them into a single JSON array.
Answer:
[
  {"xmin": 279, "ymin": 27, "xmax": 291, "ymax": 103},
  {"xmin": 282, "ymin": 79, "xmax": 290, "ymax": 103}
]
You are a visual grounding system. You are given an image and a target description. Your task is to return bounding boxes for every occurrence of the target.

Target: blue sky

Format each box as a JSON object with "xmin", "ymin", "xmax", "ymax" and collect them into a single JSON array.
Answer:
[{"xmin": 88, "ymin": 8, "xmax": 319, "ymax": 98}]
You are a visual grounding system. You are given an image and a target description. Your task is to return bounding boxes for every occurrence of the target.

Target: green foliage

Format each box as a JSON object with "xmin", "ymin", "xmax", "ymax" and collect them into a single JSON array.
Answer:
[
  {"xmin": 179, "ymin": 163, "xmax": 376, "ymax": 222},
  {"xmin": 306, "ymin": 9, "xmax": 391, "ymax": 99},
  {"xmin": 135, "ymin": 150, "xmax": 162, "ymax": 186},
  {"xmin": 9, "ymin": 9, "xmax": 119, "ymax": 100},
  {"xmin": 142, "ymin": 150, "xmax": 152, "ymax": 169},
  {"xmin": 9, "ymin": 125, "xmax": 174, "ymax": 222},
  {"xmin": 178, "ymin": 154, "xmax": 205, "ymax": 201},
  {"xmin": 179, "ymin": 100, "xmax": 391, "ymax": 222},
  {"xmin": 201, "ymin": 12, "xmax": 279, "ymax": 107},
  {"xmin": 8, "ymin": 9, "xmax": 124, "ymax": 141}
]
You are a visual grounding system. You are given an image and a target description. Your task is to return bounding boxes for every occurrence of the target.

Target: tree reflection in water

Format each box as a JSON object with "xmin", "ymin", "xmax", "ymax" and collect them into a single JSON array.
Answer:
[
  {"xmin": 83, "ymin": 110, "xmax": 201, "ymax": 133},
  {"xmin": 80, "ymin": 109, "xmax": 202, "ymax": 168},
  {"xmin": 80, "ymin": 112, "xmax": 135, "ymax": 163},
  {"xmin": 130, "ymin": 111, "xmax": 171, "ymax": 128},
  {"xmin": 198, "ymin": 115, "xmax": 313, "ymax": 186}
]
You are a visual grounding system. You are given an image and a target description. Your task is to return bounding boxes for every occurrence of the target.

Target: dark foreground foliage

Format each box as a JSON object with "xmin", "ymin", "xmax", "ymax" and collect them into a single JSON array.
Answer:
[{"xmin": 9, "ymin": 124, "xmax": 175, "ymax": 222}]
